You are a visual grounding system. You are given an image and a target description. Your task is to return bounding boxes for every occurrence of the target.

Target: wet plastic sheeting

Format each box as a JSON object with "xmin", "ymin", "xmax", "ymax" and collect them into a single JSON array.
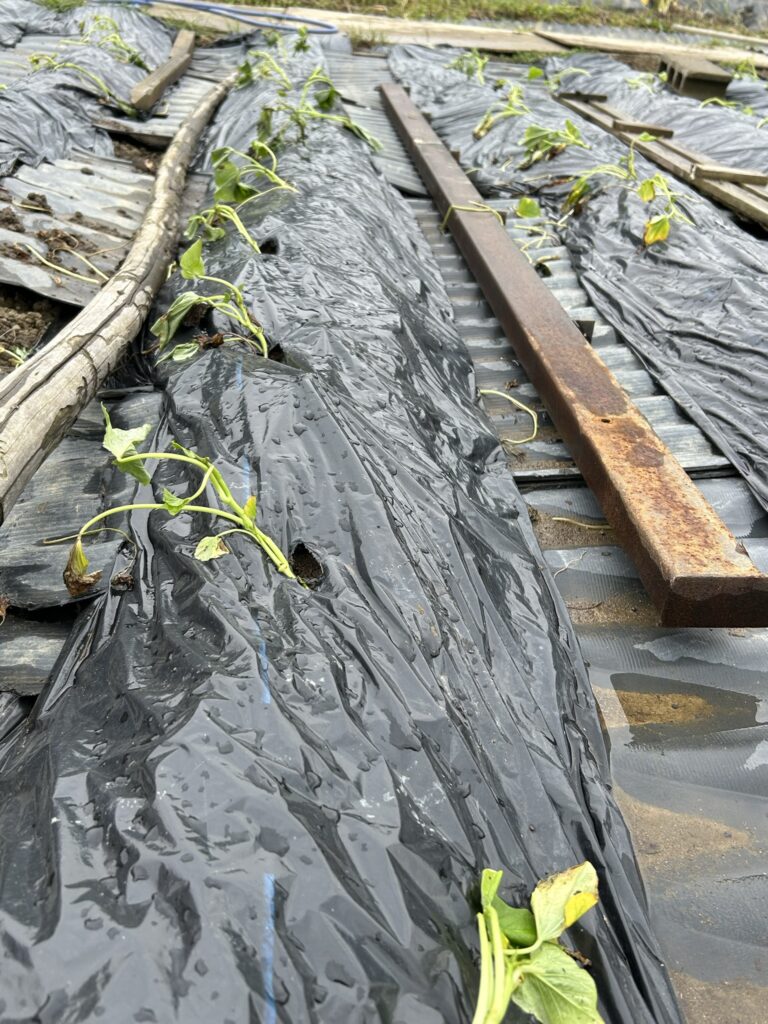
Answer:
[
  {"xmin": 0, "ymin": 54, "xmax": 680, "ymax": 1024},
  {"xmin": 0, "ymin": 4, "xmax": 172, "ymax": 173},
  {"xmin": 389, "ymin": 44, "xmax": 768, "ymax": 511}
]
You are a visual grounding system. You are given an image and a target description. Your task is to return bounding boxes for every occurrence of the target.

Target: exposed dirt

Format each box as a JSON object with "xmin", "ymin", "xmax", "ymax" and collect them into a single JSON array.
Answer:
[
  {"xmin": 113, "ymin": 138, "xmax": 161, "ymax": 175},
  {"xmin": 565, "ymin": 589, "xmax": 659, "ymax": 627},
  {"xmin": 671, "ymin": 972, "xmax": 768, "ymax": 1024},
  {"xmin": 529, "ymin": 507, "xmax": 615, "ymax": 550},
  {"xmin": 36, "ymin": 227, "xmax": 96, "ymax": 255},
  {"xmin": 24, "ymin": 192, "xmax": 51, "ymax": 215},
  {"xmin": 614, "ymin": 53, "xmax": 661, "ymax": 73},
  {"xmin": 0, "ymin": 289, "xmax": 57, "ymax": 374},
  {"xmin": 614, "ymin": 788, "xmax": 754, "ymax": 870},
  {"xmin": 594, "ymin": 686, "xmax": 715, "ymax": 728},
  {"xmin": 0, "ymin": 206, "xmax": 23, "ymax": 233},
  {"xmin": 290, "ymin": 543, "xmax": 324, "ymax": 586},
  {"xmin": 0, "ymin": 241, "xmax": 31, "ymax": 263}
]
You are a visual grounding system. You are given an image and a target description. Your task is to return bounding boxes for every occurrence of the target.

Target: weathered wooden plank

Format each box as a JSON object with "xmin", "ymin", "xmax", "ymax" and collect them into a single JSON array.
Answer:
[
  {"xmin": 537, "ymin": 29, "xmax": 768, "ymax": 69},
  {"xmin": 130, "ymin": 29, "xmax": 195, "ymax": 111}
]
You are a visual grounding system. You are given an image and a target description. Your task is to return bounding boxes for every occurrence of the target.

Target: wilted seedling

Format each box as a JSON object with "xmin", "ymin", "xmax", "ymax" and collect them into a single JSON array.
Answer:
[
  {"xmin": 0, "ymin": 343, "xmax": 30, "ymax": 369},
  {"xmin": 518, "ymin": 120, "xmax": 588, "ymax": 169},
  {"xmin": 257, "ymin": 66, "xmax": 382, "ymax": 152},
  {"xmin": 474, "ymin": 84, "xmax": 531, "ymax": 139},
  {"xmin": 75, "ymin": 13, "xmax": 149, "ymax": 69},
  {"xmin": 447, "ymin": 49, "xmax": 489, "ymax": 84},
  {"xmin": 211, "ymin": 142, "xmax": 297, "ymax": 205},
  {"xmin": 472, "ymin": 862, "xmax": 604, "ymax": 1024},
  {"xmin": 151, "ymin": 240, "xmax": 267, "ymax": 359},
  {"xmin": 186, "ymin": 203, "xmax": 261, "ymax": 252},
  {"xmin": 62, "ymin": 407, "xmax": 297, "ymax": 596},
  {"xmin": 293, "ymin": 26, "xmax": 310, "ymax": 54},
  {"xmin": 542, "ymin": 66, "xmax": 591, "ymax": 93},
  {"xmin": 27, "ymin": 52, "xmax": 136, "ymax": 115}
]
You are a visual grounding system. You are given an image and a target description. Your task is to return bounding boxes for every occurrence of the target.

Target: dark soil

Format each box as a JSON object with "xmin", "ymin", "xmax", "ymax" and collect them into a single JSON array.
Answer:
[
  {"xmin": 0, "ymin": 207, "xmax": 23, "ymax": 233},
  {"xmin": 24, "ymin": 192, "xmax": 52, "ymax": 215},
  {"xmin": 36, "ymin": 227, "xmax": 96, "ymax": 255},
  {"xmin": 113, "ymin": 138, "xmax": 161, "ymax": 175}
]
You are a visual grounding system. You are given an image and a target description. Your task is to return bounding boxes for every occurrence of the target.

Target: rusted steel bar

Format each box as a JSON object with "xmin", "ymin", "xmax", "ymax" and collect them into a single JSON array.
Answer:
[{"xmin": 380, "ymin": 82, "xmax": 768, "ymax": 627}]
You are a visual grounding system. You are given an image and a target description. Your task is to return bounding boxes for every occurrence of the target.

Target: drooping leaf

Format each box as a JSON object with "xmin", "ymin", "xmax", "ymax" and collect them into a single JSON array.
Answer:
[
  {"xmin": 194, "ymin": 535, "xmax": 230, "ymax": 561},
  {"xmin": 511, "ymin": 943, "xmax": 604, "ymax": 1024},
  {"xmin": 64, "ymin": 536, "xmax": 103, "ymax": 596},
  {"xmin": 169, "ymin": 342, "xmax": 201, "ymax": 363},
  {"xmin": 494, "ymin": 901, "xmax": 538, "ymax": 947},
  {"xmin": 481, "ymin": 869, "xmax": 538, "ymax": 947},
  {"xmin": 179, "ymin": 239, "xmax": 205, "ymax": 280},
  {"xmin": 637, "ymin": 178, "xmax": 656, "ymax": 202},
  {"xmin": 102, "ymin": 405, "xmax": 152, "ymax": 484},
  {"xmin": 162, "ymin": 488, "xmax": 188, "ymax": 515},
  {"xmin": 516, "ymin": 196, "xmax": 541, "ymax": 218},
  {"xmin": 151, "ymin": 292, "xmax": 204, "ymax": 348},
  {"xmin": 643, "ymin": 213, "xmax": 670, "ymax": 246},
  {"xmin": 314, "ymin": 84, "xmax": 339, "ymax": 111},
  {"xmin": 528, "ymin": 66, "xmax": 544, "ymax": 79},
  {"xmin": 212, "ymin": 156, "xmax": 257, "ymax": 204},
  {"xmin": 530, "ymin": 862, "xmax": 599, "ymax": 944},
  {"xmin": 243, "ymin": 495, "xmax": 258, "ymax": 522}
]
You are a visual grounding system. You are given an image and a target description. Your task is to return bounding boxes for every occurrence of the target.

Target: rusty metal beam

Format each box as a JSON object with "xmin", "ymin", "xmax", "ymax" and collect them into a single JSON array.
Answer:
[{"xmin": 380, "ymin": 82, "xmax": 768, "ymax": 627}]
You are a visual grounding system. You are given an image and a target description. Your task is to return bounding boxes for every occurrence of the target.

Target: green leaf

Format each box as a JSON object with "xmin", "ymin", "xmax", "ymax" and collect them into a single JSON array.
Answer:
[
  {"xmin": 516, "ymin": 196, "xmax": 541, "ymax": 218},
  {"xmin": 194, "ymin": 535, "xmax": 230, "ymax": 561},
  {"xmin": 636, "ymin": 131, "xmax": 657, "ymax": 142},
  {"xmin": 314, "ymin": 84, "xmax": 339, "ymax": 111},
  {"xmin": 150, "ymin": 292, "xmax": 204, "ymax": 348},
  {"xmin": 102, "ymin": 405, "xmax": 152, "ymax": 484},
  {"xmin": 528, "ymin": 66, "xmax": 544, "ymax": 79},
  {"xmin": 511, "ymin": 944, "xmax": 604, "ymax": 1024},
  {"xmin": 637, "ymin": 178, "xmax": 656, "ymax": 202},
  {"xmin": 643, "ymin": 213, "xmax": 670, "ymax": 246},
  {"xmin": 530, "ymin": 862, "xmax": 599, "ymax": 944},
  {"xmin": 243, "ymin": 495, "xmax": 257, "ymax": 522},
  {"xmin": 179, "ymin": 239, "xmax": 205, "ymax": 280},
  {"xmin": 168, "ymin": 342, "xmax": 200, "ymax": 363},
  {"xmin": 162, "ymin": 488, "xmax": 188, "ymax": 515},
  {"xmin": 480, "ymin": 869, "xmax": 503, "ymax": 910},
  {"xmin": 481, "ymin": 868, "xmax": 538, "ymax": 946},
  {"xmin": 494, "ymin": 902, "xmax": 537, "ymax": 947},
  {"xmin": 212, "ymin": 156, "xmax": 257, "ymax": 204}
]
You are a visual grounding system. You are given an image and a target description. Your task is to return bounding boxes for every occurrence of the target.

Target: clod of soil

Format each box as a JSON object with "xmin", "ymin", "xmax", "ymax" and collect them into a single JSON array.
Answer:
[
  {"xmin": 113, "ymin": 138, "xmax": 161, "ymax": 175},
  {"xmin": 24, "ymin": 192, "xmax": 52, "ymax": 215},
  {"xmin": 0, "ymin": 241, "xmax": 31, "ymax": 263},
  {"xmin": 36, "ymin": 227, "xmax": 95, "ymax": 255},
  {"xmin": 0, "ymin": 206, "xmax": 23, "ymax": 233}
]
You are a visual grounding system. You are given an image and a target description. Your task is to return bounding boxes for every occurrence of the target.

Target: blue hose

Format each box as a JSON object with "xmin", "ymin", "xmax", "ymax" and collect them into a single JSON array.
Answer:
[{"xmin": 98, "ymin": 0, "xmax": 339, "ymax": 34}]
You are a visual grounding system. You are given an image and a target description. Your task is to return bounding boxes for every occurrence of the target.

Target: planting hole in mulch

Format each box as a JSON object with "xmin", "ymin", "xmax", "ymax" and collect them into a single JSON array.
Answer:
[{"xmin": 290, "ymin": 542, "xmax": 323, "ymax": 586}]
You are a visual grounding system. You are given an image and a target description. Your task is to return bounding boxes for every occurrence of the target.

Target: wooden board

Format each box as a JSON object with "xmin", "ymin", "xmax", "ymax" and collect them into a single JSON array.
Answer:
[
  {"xmin": 131, "ymin": 29, "xmax": 195, "ymax": 111},
  {"xmin": 537, "ymin": 29, "xmax": 768, "ymax": 69},
  {"xmin": 148, "ymin": 3, "xmax": 566, "ymax": 53}
]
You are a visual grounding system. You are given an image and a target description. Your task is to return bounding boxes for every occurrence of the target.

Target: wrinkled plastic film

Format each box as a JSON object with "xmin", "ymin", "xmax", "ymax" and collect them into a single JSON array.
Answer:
[{"xmin": 0, "ymin": 42, "xmax": 681, "ymax": 1024}]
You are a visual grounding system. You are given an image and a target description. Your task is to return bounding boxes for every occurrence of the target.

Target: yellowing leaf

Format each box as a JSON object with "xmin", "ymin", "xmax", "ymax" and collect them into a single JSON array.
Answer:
[
  {"xmin": 512, "ymin": 943, "xmax": 605, "ymax": 1024},
  {"xmin": 64, "ymin": 537, "xmax": 103, "ymax": 596},
  {"xmin": 530, "ymin": 862, "xmax": 599, "ymax": 944},
  {"xmin": 564, "ymin": 891, "xmax": 598, "ymax": 929},
  {"xmin": 637, "ymin": 178, "xmax": 656, "ymax": 202},
  {"xmin": 643, "ymin": 214, "xmax": 670, "ymax": 246},
  {"xmin": 243, "ymin": 495, "xmax": 258, "ymax": 522},
  {"xmin": 194, "ymin": 535, "xmax": 230, "ymax": 562}
]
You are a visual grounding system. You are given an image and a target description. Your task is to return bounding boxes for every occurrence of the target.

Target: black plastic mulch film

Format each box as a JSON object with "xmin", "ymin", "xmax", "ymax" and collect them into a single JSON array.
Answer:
[
  {"xmin": 0, "ymin": 18, "xmax": 680, "ymax": 1024},
  {"xmin": 0, "ymin": 2, "xmax": 172, "ymax": 173},
  {"xmin": 389, "ymin": 44, "xmax": 768, "ymax": 515}
]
